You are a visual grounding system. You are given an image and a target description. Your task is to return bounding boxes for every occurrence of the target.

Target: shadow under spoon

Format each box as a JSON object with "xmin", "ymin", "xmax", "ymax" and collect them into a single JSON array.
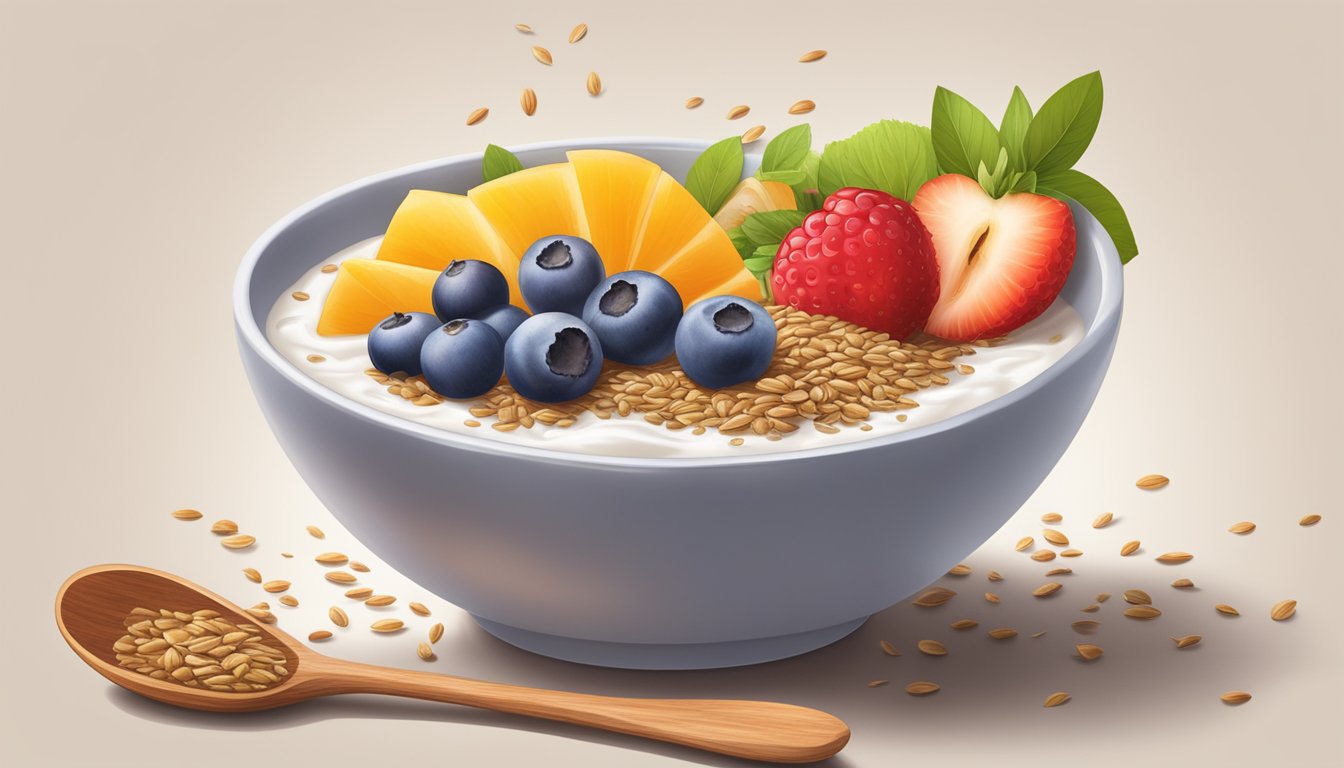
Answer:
[{"xmin": 55, "ymin": 564, "xmax": 850, "ymax": 764}]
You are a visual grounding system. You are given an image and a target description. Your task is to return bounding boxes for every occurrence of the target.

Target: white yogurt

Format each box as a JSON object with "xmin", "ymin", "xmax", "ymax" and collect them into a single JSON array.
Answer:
[{"xmin": 266, "ymin": 238, "xmax": 1085, "ymax": 458}]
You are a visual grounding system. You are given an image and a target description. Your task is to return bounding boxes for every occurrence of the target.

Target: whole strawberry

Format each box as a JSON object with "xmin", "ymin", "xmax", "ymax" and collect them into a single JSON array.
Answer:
[{"xmin": 771, "ymin": 187, "xmax": 940, "ymax": 339}]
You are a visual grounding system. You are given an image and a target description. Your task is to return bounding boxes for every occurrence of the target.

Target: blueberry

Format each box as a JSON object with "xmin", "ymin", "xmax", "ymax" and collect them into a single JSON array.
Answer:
[
  {"xmin": 367, "ymin": 312, "xmax": 440, "ymax": 375},
  {"xmin": 503, "ymin": 313, "xmax": 605, "ymax": 403},
  {"xmin": 581, "ymin": 271, "xmax": 682, "ymax": 365},
  {"xmin": 674, "ymin": 297, "xmax": 777, "ymax": 388},
  {"xmin": 475, "ymin": 304, "xmax": 531, "ymax": 343},
  {"xmin": 419, "ymin": 319, "xmax": 504, "ymax": 399},
  {"xmin": 518, "ymin": 235, "xmax": 605, "ymax": 315},
  {"xmin": 431, "ymin": 259, "xmax": 510, "ymax": 322}
]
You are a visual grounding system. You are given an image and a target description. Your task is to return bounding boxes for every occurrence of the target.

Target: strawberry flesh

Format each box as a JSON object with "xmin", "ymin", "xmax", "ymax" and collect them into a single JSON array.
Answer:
[{"xmin": 913, "ymin": 174, "xmax": 1075, "ymax": 341}]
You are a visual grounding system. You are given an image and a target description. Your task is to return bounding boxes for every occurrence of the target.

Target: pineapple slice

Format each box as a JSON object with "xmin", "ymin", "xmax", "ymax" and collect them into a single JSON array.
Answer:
[
  {"xmin": 712, "ymin": 178, "xmax": 796, "ymax": 230},
  {"xmin": 468, "ymin": 163, "xmax": 589, "ymax": 259},
  {"xmin": 568, "ymin": 149, "xmax": 662, "ymax": 276},
  {"xmin": 375, "ymin": 190, "xmax": 523, "ymax": 307},
  {"xmin": 316, "ymin": 259, "xmax": 439, "ymax": 336}
]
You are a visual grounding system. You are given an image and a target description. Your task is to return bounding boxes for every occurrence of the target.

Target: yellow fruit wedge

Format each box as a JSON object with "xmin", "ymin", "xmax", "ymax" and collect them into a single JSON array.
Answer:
[
  {"xmin": 655, "ymin": 222, "xmax": 762, "ymax": 307},
  {"xmin": 374, "ymin": 190, "xmax": 523, "ymax": 306},
  {"xmin": 316, "ymin": 259, "xmax": 439, "ymax": 336},
  {"xmin": 468, "ymin": 162, "xmax": 589, "ymax": 259},
  {"xmin": 712, "ymin": 178, "xmax": 797, "ymax": 230},
  {"xmin": 627, "ymin": 171, "xmax": 716, "ymax": 272},
  {"xmin": 686, "ymin": 268, "xmax": 765, "ymax": 307},
  {"xmin": 568, "ymin": 149, "xmax": 662, "ymax": 276}
]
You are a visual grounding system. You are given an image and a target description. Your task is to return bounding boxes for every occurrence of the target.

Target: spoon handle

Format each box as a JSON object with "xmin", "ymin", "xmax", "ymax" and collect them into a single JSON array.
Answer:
[{"xmin": 321, "ymin": 659, "xmax": 849, "ymax": 763}]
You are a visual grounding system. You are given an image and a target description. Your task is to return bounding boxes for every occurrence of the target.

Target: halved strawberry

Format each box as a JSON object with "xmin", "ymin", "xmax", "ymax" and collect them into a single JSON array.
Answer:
[{"xmin": 913, "ymin": 174, "xmax": 1075, "ymax": 341}]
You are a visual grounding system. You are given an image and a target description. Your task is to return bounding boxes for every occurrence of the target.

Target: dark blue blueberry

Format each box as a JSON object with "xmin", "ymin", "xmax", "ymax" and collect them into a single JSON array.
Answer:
[
  {"xmin": 475, "ymin": 303, "xmax": 531, "ymax": 343},
  {"xmin": 419, "ymin": 319, "xmax": 504, "ymax": 399},
  {"xmin": 431, "ymin": 259, "xmax": 510, "ymax": 322},
  {"xmin": 518, "ymin": 235, "xmax": 605, "ymax": 315},
  {"xmin": 367, "ymin": 312, "xmax": 440, "ymax": 375},
  {"xmin": 581, "ymin": 271, "xmax": 682, "ymax": 366},
  {"xmin": 503, "ymin": 313, "xmax": 605, "ymax": 403},
  {"xmin": 674, "ymin": 297, "xmax": 777, "ymax": 388}
]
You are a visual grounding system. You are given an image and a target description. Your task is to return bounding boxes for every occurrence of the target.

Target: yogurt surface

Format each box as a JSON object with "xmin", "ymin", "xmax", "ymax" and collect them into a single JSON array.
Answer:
[{"xmin": 266, "ymin": 238, "xmax": 1085, "ymax": 458}]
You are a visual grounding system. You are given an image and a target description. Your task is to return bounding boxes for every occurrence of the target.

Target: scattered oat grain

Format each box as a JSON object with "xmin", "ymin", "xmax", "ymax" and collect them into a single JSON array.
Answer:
[
  {"xmin": 466, "ymin": 107, "xmax": 489, "ymax": 126},
  {"xmin": 1171, "ymin": 578, "xmax": 1195, "ymax": 589},
  {"xmin": 1071, "ymin": 620, "xmax": 1101, "ymax": 635},
  {"xmin": 685, "ymin": 96, "xmax": 704, "ymax": 109},
  {"xmin": 1015, "ymin": 536, "xmax": 1034, "ymax": 551},
  {"xmin": 292, "ymin": 291, "xmax": 310, "ymax": 301},
  {"xmin": 988, "ymin": 628, "xmax": 1017, "ymax": 639},
  {"xmin": 866, "ymin": 679, "xmax": 889, "ymax": 688},
  {"xmin": 520, "ymin": 87, "xmax": 537, "ymax": 116},
  {"xmin": 278, "ymin": 595, "xmax": 298, "ymax": 607},
  {"xmin": 531, "ymin": 46, "xmax": 552, "ymax": 65},
  {"xmin": 880, "ymin": 640, "xmax": 900, "ymax": 656},
  {"xmin": 917, "ymin": 640, "xmax": 947, "ymax": 656},
  {"xmin": 1075, "ymin": 643, "xmax": 1104, "ymax": 661},
  {"xmin": 985, "ymin": 592, "xmax": 1001, "ymax": 603},
  {"xmin": 1270, "ymin": 599, "xmax": 1297, "ymax": 621},
  {"xmin": 1172, "ymin": 635, "xmax": 1201, "ymax": 649},
  {"xmin": 1041, "ymin": 512, "xmax": 1063, "ymax": 523},
  {"xmin": 349, "ymin": 561, "xmax": 370, "ymax": 573},
  {"xmin": 514, "ymin": 23, "xmax": 532, "ymax": 33},
  {"xmin": 309, "ymin": 630, "xmax": 333, "ymax": 642},
  {"xmin": 1060, "ymin": 549, "xmax": 1083, "ymax": 558},
  {"xmin": 1045, "ymin": 568, "xmax": 1072, "ymax": 577},
  {"xmin": 1034, "ymin": 583, "xmax": 1063, "ymax": 598},
  {"xmin": 1124, "ymin": 606, "xmax": 1162, "ymax": 619},
  {"xmin": 429, "ymin": 622, "xmax": 445, "ymax": 644},
  {"xmin": 171, "ymin": 509, "xmax": 203, "ymax": 521},
  {"xmin": 568, "ymin": 23, "xmax": 588, "ymax": 43},
  {"xmin": 324, "ymin": 571, "xmax": 357, "ymax": 585},
  {"xmin": 913, "ymin": 587, "xmax": 957, "ymax": 607},
  {"xmin": 798, "ymin": 50, "xmax": 827, "ymax": 62},
  {"xmin": 950, "ymin": 619, "xmax": 979, "ymax": 631},
  {"xmin": 906, "ymin": 681, "xmax": 940, "ymax": 696},
  {"xmin": 1031, "ymin": 550, "xmax": 1056, "ymax": 562},
  {"xmin": 366, "ymin": 595, "xmax": 397, "ymax": 607},
  {"xmin": 306, "ymin": 525, "xmax": 325, "ymax": 539},
  {"xmin": 320, "ymin": 264, "xmax": 338, "ymax": 274},
  {"xmin": 1044, "ymin": 692, "xmax": 1071, "ymax": 708},
  {"xmin": 242, "ymin": 568, "xmax": 261, "ymax": 583},
  {"xmin": 262, "ymin": 580, "xmax": 290, "ymax": 594},
  {"xmin": 1136, "ymin": 474, "xmax": 1169, "ymax": 490},
  {"xmin": 586, "ymin": 71, "xmax": 602, "ymax": 96},
  {"xmin": 345, "ymin": 587, "xmax": 374, "ymax": 600},
  {"xmin": 315, "ymin": 552, "xmax": 348, "ymax": 566},
  {"xmin": 1221, "ymin": 691, "xmax": 1251, "ymax": 705},
  {"xmin": 221, "ymin": 535, "xmax": 255, "ymax": 550},
  {"xmin": 946, "ymin": 563, "xmax": 972, "ymax": 576},
  {"xmin": 329, "ymin": 606, "xmax": 348, "ymax": 627},
  {"xmin": 1156, "ymin": 552, "xmax": 1193, "ymax": 564},
  {"xmin": 410, "ymin": 602, "xmax": 431, "ymax": 617},
  {"xmin": 1124, "ymin": 589, "xmax": 1152, "ymax": 605},
  {"xmin": 1229, "ymin": 521, "xmax": 1256, "ymax": 534},
  {"xmin": 211, "ymin": 520, "xmax": 238, "ymax": 535},
  {"xmin": 1299, "ymin": 514, "xmax": 1321, "ymax": 526},
  {"xmin": 371, "ymin": 619, "xmax": 405, "ymax": 633},
  {"xmin": 1120, "ymin": 540, "xmax": 1140, "ymax": 556}
]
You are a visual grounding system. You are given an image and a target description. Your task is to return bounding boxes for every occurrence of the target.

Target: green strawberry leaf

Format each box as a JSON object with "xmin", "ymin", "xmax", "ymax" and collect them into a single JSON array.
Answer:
[
  {"xmin": 1023, "ymin": 71, "xmax": 1104, "ymax": 174},
  {"xmin": 817, "ymin": 119, "xmax": 938, "ymax": 202},
  {"xmin": 739, "ymin": 209, "xmax": 806, "ymax": 246},
  {"xmin": 482, "ymin": 144, "xmax": 523, "ymax": 182},
  {"xmin": 685, "ymin": 136, "xmax": 745, "ymax": 216},
  {"xmin": 728, "ymin": 227, "xmax": 754, "ymax": 261},
  {"xmin": 999, "ymin": 86, "xmax": 1033, "ymax": 171},
  {"xmin": 931, "ymin": 86, "xmax": 1002, "ymax": 179},
  {"xmin": 792, "ymin": 150, "xmax": 823, "ymax": 210},
  {"xmin": 1037, "ymin": 169, "xmax": 1138, "ymax": 263},
  {"xmin": 1009, "ymin": 169, "xmax": 1037, "ymax": 194},
  {"xmin": 760, "ymin": 124, "xmax": 812, "ymax": 174},
  {"xmin": 757, "ymin": 169, "xmax": 808, "ymax": 185}
]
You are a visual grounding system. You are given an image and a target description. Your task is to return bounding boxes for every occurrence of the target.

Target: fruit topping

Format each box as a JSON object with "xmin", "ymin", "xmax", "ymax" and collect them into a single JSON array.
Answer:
[
  {"xmin": 674, "ymin": 296, "xmax": 776, "ymax": 388},
  {"xmin": 317, "ymin": 259, "xmax": 439, "ymax": 336},
  {"xmin": 913, "ymin": 173, "xmax": 1074, "ymax": 341},
  {"xmin": 504, "ymin": 313, "xmax": 605, "ymax": 403},
  {"xmin": 367, "ymin": 312, "xmax": 440, "ymax": 375},
  {"xmin": 430, "ymin": 259, "xmax": 510, "ymax": 323},
  {"xmin": 772, "ymin": 187, "xmax": 940, "ymax": 339},
  {"xmin": 468, "ymin": 162, "xmax": 590, "ymax": 259},
  {"xmin": 712, "ymin": 178, "xmax": 796, "ymax": 230},
  {"xmin": 475, "ymin": 303, "xmax": 531, "ymax": 343},
  {"xmin": 581, "ymin": 271, "xmax": 683, "ymax": 365},
  {"xmin": 419, "ymin": 319, "xmax": 505, "ymax": 399},
  {"xmin": 518, "ymin": 235, "xmax": 606, "ymax": 315}
]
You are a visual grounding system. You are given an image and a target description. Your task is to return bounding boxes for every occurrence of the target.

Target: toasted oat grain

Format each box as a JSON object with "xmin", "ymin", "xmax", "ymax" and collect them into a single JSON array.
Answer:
[
  {"xmin": 685, "ymin": 96, "xmax": 704, "ymax": 109},
  {"xmin": 1075, "ymin": 643, "xmax": 1104, "ymax": 661},
  {"xmin": 1120, "ymin": 540, "xmax": 1141, "ymax": 556},
  {"xmin": 1124, "ymin": 606, "xmax": 1162, "ymax": 619},
  {"xmin": 946, "ymin": 564, "xmax": 972, "ymax": 576},
  {"xmin": 329, "ymin": 606, "xmax": 348, "ymax": 627},
  {"xmin": 1041, "ymin": 512, "xmax": 1063, "ymax": 524},
  {"xmin": 1136, "ymin": 474, "xmax": 1169, "ymax": 490},
  {"xmin": 1172, "ymin": 578, "xmax": 1195, "ymax": 589},
  {"xmin": 1172, "ymin": 635, "xmax": 1201, "ymax": 649},
  {"xmin": 798, "ymin": 50, "xmax": 827, "ymax": 62},
  {"xmin": 531, "ymin": 46, "xmax": 552, "ymax": 65},
  {"xmin": 1228, "ymin": 521, "xmax": 1256, "ymax": 534},
  {"xmin": 306, "ymin": 525, "xmax": 325, "ymax": 539},
  {"xmin": 1015, "ymin": 536, "xmax": 1034, "ymax": 552},
  {"xmin": 906, "ymin": 681, "xmax": 940, "ymax": 696},
  {"xmin": 1093, "ymin": 512, "xmax": 1114, "ymax": 528},
  {"xmin": 211, "ymin": 519, "xmax": 239, "ymax": 535},
  {"xmin": 1033, "ymin": 583, "xmax": 1063, "ymax": 598},
  {"xmin": 1043, "ymin": 692, "xmax": 1071, "ymax": 708},
  {"xmin": 1156, "ymin": 552, "xmax": 1194, "ymax": 564},
  {"xmin": 429, "ymin": 622, "xmax": 445, "ymax": 644},
  {"xmin": 1220, "ymin": 691, "xmax": 1251, "ymax": 705},
  {"xmin": 309, "ymin": 630, "xmax": 333, "ymax": 642},
  {"xmin": 315, "ymin": 552, "xmax": 348, "ymax": 566},
  {"xmin": 242, "ymin": 568, "xmax": 261, "ymax": 583},
  {"xmin": 1270, "ymin": 600, "xmax": 1297, "ymax": 621},
  {"xmin": 466, "ymin": 108, "xmax": 488, "ymax": 126},
  {"xmin": 371, "ymin": 619, "xmax": 405, "ymax": 633},
  {"xmin": 410, "ymin": 602, "xmax": 431, "ymax": 617},
  {"xmin": 1299, "ymin": 514, "xmax": 1322, "ymax": 526},
  {"xmin": 520, "ymin": 87, "xmax": 537, "ymax": 116},
  {"xmin": 1124, "ymin": 589, "xmax": 1152, "ymax": 606},
  {"xmin": 171, "ymin": 509, "xmax": 203, "ymax": 521},
  {"xmin": 262, "ymin": 580, "xmax": 290, "ymax": 594},
  {"xmin": 917, "ymin": 640, "xmax": 947, "ymax": 656},
  {"xmin": 221, "ymin": 535, "xmax": 255, "ymax": 550},
  {"xmin": 988, "ymin": 628, "xmax": 1018, "ymax": 640},
  {"xmin": 950, "ymin": 619, "xmax": 979, "ymax": 631},
  {"xmin": 741, "ymin": 125, "xmax": 766, "ymax": 144},
  {"xmin": 880, "ymin": 640, "xmax": 900, "ymax": 656},
  {"xmin": 366, "ymin": 595, "xmax": 396, "ymax": 607},
  {"xmin": 727, "ymin": 105, "xmax": 750, "ymax": 120},
  {"xmin": 586, "ymin": 71, "xmax": 602, "ymax": 96},
  {"xmin": 788, "ymin": 99, "xmax": 816, "ymax": 115},
  {"xmin": 568, "ymin": 23, "xmax": 588, "ymax": 43},
  {"xmin": 913, "ymin": 587, "xmax": 957, "ymax": 607},
  {"xmin": 1071, "ymin": 620, "xmax": 1101, "ymax": 635}
]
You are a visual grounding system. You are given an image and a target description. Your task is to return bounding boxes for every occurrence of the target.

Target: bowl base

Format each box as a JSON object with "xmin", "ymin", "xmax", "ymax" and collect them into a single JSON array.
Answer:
[{"xmin": 472, "ymin": 614, "xmax": 869, "ymax": 670}]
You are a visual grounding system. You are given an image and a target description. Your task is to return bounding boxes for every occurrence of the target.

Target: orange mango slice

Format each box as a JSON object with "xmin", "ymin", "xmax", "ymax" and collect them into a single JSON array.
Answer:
[{"xmin": 316, "ymin": 259, "xmax": 438, "ymax": 336}]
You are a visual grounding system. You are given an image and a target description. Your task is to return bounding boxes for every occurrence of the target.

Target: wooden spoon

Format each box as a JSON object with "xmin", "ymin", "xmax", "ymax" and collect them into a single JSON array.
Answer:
[{"xmin": 56, "ymin": 564, "xmax": 850, "ymax": 763}]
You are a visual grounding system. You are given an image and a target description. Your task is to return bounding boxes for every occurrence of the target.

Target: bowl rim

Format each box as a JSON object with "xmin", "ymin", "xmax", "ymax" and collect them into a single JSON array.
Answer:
[{"xmin": 234, "ymin": 136, "xmax": 1123, "ymax": 468}]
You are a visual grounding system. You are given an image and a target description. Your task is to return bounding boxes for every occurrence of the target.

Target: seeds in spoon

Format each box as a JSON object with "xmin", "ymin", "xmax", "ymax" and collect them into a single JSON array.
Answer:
[{"xmin": 113, "ymin": 606, "xmax": 290, "ymax": 691}]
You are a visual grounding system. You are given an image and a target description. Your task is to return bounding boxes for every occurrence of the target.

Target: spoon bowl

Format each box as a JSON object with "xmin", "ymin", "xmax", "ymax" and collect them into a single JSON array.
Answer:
[{"xmin": 56, "ymin": 564, "xmax": 850, "ymax": 762}]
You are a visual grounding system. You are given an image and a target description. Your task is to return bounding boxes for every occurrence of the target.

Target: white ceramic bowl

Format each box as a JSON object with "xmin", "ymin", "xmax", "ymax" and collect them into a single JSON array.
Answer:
[{"xmin": 235, "ymin": 138, "xmax": 1123, "ymax": 669}]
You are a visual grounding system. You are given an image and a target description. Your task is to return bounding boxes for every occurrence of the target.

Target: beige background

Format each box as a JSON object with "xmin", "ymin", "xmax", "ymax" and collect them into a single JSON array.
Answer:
[{"xmin": 3, "ymin": 0, "xmax": 1341, "ymax": 765}]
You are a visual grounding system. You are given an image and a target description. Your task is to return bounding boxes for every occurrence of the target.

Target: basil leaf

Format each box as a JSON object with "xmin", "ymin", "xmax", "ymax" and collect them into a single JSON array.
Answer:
[
  {"xmin": 1000, "ymin": 86, "xmax": 1033, "ymax": 171},
  {"xmin": 728, "ymin": 227, "xmax": 754, "ymax": 261},
  {"xmin": 930, "ymin": 86, "xmax": 1002, "ymax": 178},
  {"xmin": 482, "ymin": 144, "xmax": 523, "ymax": 183},
  {"xmin": 739, "ymin": 209, "xmax": 806, "ymax": 246},
  {"xmin": 760, "ymin": 124, "xmax": 812, "ymax": 173},
  {"xmin": 817, "ymin": 119, "xmax": 938, "ymax": 202},
  {"xmin": 685, "ymin": 136, "xmax": 745, "ymax": 216},
  {"xmin": 757, "ymin": 169, "xmax": 808, "ymax": 185},
  {"xmin": 1023, "ymin": 71, "xmax": 1104, "ymax": 174},
  {"xmin": 1037, "ymin": 168, "xmax": 1137, "ymax": 263}
]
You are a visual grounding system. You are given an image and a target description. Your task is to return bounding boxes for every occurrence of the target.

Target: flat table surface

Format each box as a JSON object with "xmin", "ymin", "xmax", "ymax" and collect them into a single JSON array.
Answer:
[{"xmin": 3, "ymin": 1, "xmax": 1341, "ymax": 766}]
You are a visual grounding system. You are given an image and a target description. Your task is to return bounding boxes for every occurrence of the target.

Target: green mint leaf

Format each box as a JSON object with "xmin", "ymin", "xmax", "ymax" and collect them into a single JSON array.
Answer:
[
  {"xmin": 757, "ymin": 169, "xmax": 808, "ymax": 185},
  {"xmin": 1023, "ymin": 71, "xmax": 1104, "ymax": 174},
  {"xmin": 760, "ymin": 124, "xmax": 812, "ymax": 173},
  {"xmin": 739, "ymin": 209, "xmax": 806, "ymax": 246},
  {"xmin": 685, "ymin": 136, "xmax": 745, "ymax": 216},
  {"xmin": 1009, "ymin": 170, "xmax": 1037, "ymax": 194},
  {"xmin": 930, "ymin": 86, "xmax": 1002, "ymax": 179},
  {"xmin": 1000, "ymin": 86, "xmax": 1033, "ymax": 171},
  {"xmin": 743, "ymin": 255, "xmax": 775, "ymax": 272},
  {"xmin": 482, "ymin": 144, "xmax": 523, "ymax": 183},
  {"xmin": 792, "ymin": 150, "xmax": 823, "ymax": 210},
  {"xmin": 1037, "ymin": 168, "xmax": 1137, "ymax": 263},
  {"xmin": 728, "ymin": 227, "xmax": 754, "ymax": 261},
  {"xmin": 817, "ymin": 119, "xmax": 938, "ymax": 202}
]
